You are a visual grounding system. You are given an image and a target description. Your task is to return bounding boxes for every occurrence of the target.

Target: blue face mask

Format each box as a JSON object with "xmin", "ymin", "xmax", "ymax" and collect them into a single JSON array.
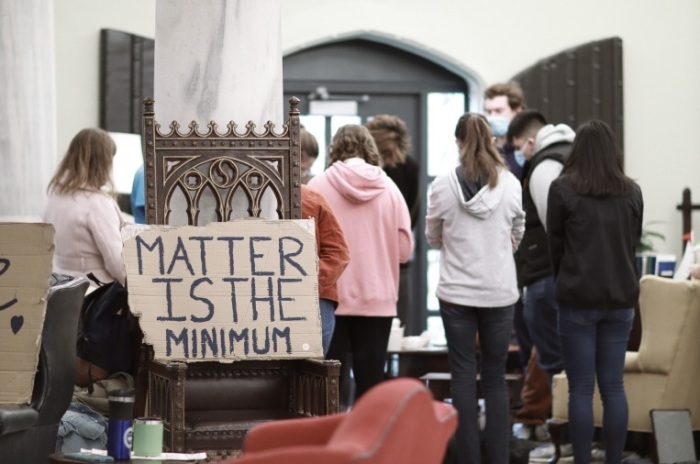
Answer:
[
  {"xmin": 487, "ymin": 117, "xmax": 509, "ymax": 138},
  {"xmin": 514, "ymin": 150, "xmax": 526, "ymax": 167}
]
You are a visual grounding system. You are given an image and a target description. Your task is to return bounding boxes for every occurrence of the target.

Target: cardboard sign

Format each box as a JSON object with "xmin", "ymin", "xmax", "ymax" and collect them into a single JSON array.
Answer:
[
  {"xmin": 123, "ymin": 220, "xmax": 322, "ymax": 361},
  {"xmin": 0, "ymin": 223, "xmax": 54, "ymax": 404}
]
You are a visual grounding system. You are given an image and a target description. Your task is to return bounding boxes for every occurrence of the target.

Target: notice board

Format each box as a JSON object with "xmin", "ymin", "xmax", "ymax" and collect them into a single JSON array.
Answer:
[{"xmin": 123, "ymin": 220, "xmax": 322, "ymax": 362}]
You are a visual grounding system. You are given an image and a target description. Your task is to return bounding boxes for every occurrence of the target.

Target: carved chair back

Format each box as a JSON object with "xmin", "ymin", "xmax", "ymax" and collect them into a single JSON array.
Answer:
[{"xmin": 142, "ymin": 97, "xmax": 302, "ymax": 226}]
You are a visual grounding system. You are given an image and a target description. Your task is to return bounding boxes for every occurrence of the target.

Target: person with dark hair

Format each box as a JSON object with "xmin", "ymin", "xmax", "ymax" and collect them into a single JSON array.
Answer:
[
  {"xmin": 506, "ymin": 110, "xmax": 548, "ymax": 152},
  {"xmin": 505, "ymin": 109, "xmax": 558, "ymax": 443},
  {"xmin": 365, "ymin": 114, "xmax": 420, "ymax": 334},
  {"xmin": 510, "ymin": 116, "xmax": 574, "ymax": 389},
  {"xmin": 426, "ymin": 113, "xmax": 524, "ymax": 464},
  {"xmin": 309, "ymin": 124, "xmax": 413, "ymax": 400},
  {"xmin": 42, "ymin": 128, "xmax": 126, "ymax": 286},
  {"xmin": 547, "ymin": 120, "xmax": 643, "ymax": 464},
  {"xmin": 484, "ymin": 82, "xmax": 526, "ymax": 180}
]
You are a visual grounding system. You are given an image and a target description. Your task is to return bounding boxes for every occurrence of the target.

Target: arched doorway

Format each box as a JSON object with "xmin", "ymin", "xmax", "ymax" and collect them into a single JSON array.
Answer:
[{"xmin": 283, "ymin": 38, "xmax": 473, "ymax": 337}]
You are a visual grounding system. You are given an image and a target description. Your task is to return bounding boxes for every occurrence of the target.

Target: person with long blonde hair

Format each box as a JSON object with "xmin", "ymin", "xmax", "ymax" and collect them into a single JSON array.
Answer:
[
  {"xmin": 42, "ymin": 128, "xmax": 126, "ymax": 285},
  {"xmin": 309, "ymin": 124, "xmax": 413, "ymax": 401},
  {"xmin": 426, "ymin": 113, "xmax": 524, "ymax": 464}
]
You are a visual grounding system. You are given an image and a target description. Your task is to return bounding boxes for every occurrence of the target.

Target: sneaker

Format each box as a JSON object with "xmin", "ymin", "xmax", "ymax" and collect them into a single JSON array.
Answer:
[
  {"xmin": 529, "ymin": 443, "xmax": 573, "ymax": 462},
  {"xmin": 512, "ymin": 423, "xmax": 532, "ymax": 440},
  {"xmin": 533, "ymin": 424, "xmax": 549, "ymax": 442},
  {"xmin": 591, "ymin": 447, "xmax": 605, "ymax": 462}
]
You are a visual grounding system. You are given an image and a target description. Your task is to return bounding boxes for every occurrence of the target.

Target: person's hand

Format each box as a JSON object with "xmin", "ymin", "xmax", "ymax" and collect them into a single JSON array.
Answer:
[{"xmin": 689, "ymin": 264, "xmax": 700, "ymax": 279}]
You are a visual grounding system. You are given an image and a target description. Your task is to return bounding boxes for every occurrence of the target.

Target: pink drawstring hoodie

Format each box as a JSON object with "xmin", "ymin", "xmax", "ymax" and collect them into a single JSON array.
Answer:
[{"xmin": 308, "ymin": 159, "xmax": 414, "ymax": 317}]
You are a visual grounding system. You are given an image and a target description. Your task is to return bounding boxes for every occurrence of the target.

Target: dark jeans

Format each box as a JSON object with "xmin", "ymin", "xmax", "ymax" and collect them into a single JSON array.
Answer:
[
  {"xmin": 327, "ymin": 315, "xmax": 392, "ymax": 400},
  {"xmin": 558, "ymin": 307, "xmax": 634, "ymax": 464},
  {"xmin": 524, "ymin": 275, "xmax": 564, "ymax": 377},
  {"xmin": 512, "ymin": 296, "xmax": 531, "ymax": 375},
  {"xmin": 319, "ymin": 298, "xmax": 336, "ymax": 357},
  {"xmin": 440, "ymin": 300, "xmax": 514, "ymax": 464}
]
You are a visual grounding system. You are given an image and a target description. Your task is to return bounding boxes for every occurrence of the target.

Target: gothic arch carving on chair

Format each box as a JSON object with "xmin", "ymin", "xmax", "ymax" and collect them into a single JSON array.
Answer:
[{"xmin": 142, "ymin": 97, "xmax": 302, "ymax": 226}]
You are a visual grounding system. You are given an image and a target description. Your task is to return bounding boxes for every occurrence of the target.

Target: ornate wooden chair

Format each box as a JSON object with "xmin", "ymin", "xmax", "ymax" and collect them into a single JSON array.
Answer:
[{"xmin": 134, "ymin": 97, "xmax": 340, "ymax": 459}]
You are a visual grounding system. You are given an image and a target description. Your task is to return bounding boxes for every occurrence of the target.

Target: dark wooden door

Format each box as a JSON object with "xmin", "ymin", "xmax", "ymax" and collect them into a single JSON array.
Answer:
[{"xmin": 510, "ymin": 37, "xmax": 624, "ymax": 153}]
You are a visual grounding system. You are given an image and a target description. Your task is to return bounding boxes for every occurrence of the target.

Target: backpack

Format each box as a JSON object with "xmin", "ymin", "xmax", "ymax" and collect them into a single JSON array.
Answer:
[{"xmin": 76, "ymin": 274, "xmax": 137, "ymax": 392}]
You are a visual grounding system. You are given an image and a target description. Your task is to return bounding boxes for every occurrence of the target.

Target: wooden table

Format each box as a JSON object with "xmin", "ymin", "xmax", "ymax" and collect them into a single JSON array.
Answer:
[
  {"xmin": 420, "ymin": 371, "xmax": 523, "ymax": 403},
  {"xmin": 386, "ymin": 346, "xmax": 450, "ymax": 378},
  {"xmin": 386, "ymin": 345, "xmax": 522, "ymax": 379}
]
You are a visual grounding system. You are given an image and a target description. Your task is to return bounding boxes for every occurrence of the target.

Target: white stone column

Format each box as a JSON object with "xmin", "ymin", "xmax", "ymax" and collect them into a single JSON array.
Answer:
[
  {"xmin": 0, "ymin": 0, "xmax": 56, "ymax": 220},
  {"xmin": 154, "ymin": 0, "xmax": 284, "ymax": 221},
  {"xmin": 154, "ymin": 0, "xmax": 283, "ymax": 130}
]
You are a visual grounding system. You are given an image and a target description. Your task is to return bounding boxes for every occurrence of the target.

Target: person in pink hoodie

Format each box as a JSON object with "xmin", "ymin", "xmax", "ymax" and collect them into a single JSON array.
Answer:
[{"xmin": 309, "ymin": 124, "xmax": 413, "ymax": 401}]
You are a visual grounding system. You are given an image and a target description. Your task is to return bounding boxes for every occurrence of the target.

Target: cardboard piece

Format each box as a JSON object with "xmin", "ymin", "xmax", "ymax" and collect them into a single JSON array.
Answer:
[
  {"xmin": 123, "ymin": 220, "xmax": 322, "ymax": 361},
  {"xmin": 0, "ymin": 223, "xmax": 54, "ymax": 404}
]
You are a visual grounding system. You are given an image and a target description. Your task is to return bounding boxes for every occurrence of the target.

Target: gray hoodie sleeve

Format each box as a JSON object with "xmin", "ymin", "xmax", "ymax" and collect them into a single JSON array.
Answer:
[
  {"xmin": 510, "ymin": 177, "xmax": 525, "ymax": 252},
  {"xmin": 529, "ymin": 159, "xmax": 563, "ymax": 230},
  {"xmin": 425, "ymin": 177, "xmax": 446, "ymax": 249}
]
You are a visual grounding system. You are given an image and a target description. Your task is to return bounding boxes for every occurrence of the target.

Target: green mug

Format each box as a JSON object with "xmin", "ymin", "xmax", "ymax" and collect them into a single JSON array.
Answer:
[{"xmin": 132, "ymin": 418, "xmax": 163, "ymax": 457}]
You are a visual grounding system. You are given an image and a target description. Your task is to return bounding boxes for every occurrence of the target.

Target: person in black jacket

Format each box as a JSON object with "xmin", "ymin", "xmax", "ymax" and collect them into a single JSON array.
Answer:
[
  {"xmin": 366, "ymin": 115, "xmax": 420, "ymax": 333},
  {"xmin": 547, "ymin": 120, "xmax": 643, "ymax": 464},
  {"xmin": 511, "ymin": 118, "xmax": 575, "ymax": 384}
]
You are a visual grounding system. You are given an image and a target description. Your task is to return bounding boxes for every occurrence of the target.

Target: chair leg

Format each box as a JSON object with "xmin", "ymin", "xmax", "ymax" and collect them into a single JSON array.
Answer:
[{"xmin": 546, "ymin": 418, "xmax": 568, "ymax": 464}]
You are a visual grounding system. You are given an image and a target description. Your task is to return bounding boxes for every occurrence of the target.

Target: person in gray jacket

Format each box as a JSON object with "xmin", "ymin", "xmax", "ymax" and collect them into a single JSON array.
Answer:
[{"xmin": 426, "ymin": 113, "xmax": 524, "ymax": 464}]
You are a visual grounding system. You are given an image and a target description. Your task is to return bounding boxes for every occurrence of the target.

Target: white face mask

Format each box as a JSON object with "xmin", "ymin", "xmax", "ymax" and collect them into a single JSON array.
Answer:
[{"xmin": 487, "ymin": 117, "xmax": 509, "ymax": 138}]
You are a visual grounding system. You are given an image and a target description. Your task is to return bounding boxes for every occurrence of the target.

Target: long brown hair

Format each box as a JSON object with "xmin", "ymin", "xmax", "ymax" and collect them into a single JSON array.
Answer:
[
  {"xmin": 328, "ymin": 124, "xmax": 381, "ymax": 167},
  {"xmin": 365, "ymin": 114, "xmax": 412, "ymax": 168},
  {"xmin": 47, "ymin": 128, "xmax": 116, "ymax": 195},
  {"xmin": 562, "ymin": 120, "xmax": 635, "ymax": 197},
  {"xmin": 454, "ymin": 113, "xmax": 505, "ymax": 188}
]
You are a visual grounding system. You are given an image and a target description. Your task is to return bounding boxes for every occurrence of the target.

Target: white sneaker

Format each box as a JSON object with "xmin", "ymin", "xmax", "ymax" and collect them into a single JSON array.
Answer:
[
  {"xmin": 528, "ymin": 443, "xmax": 573, "ymax": 462},
  {"xmin": 533, "ymin": 424, "xmax": 549, "ymax": 442},
  {"xmin": 512, "ymin": 423, "xmax": 533, "ymax": 440}
]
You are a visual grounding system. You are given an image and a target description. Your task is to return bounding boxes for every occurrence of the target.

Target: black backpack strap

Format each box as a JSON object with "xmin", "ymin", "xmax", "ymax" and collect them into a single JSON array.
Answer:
[{"xmin": 86, "ymin": 272, "xmax": 105, "ymax": 287}]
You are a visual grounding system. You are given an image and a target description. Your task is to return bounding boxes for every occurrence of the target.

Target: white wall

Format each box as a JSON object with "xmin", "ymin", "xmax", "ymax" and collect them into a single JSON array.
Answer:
[{"xmin": 55, "ymin": 0, "xmax": 700, "ymax": 255}]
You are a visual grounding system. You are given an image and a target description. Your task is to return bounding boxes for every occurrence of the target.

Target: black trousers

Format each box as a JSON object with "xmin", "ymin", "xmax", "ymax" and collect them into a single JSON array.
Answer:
[{"xmin": 327, "ymin": 315, "xmax": 393, "ymax": 401}]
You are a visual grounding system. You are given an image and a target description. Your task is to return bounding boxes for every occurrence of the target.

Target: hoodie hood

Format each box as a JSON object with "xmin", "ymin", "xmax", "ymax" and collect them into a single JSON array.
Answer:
[
  {"xmin": 449, "ymin": 167, "xmax": 506, "ymax": 219},
  {"xmin": 534, "ymin": 123, "xmax": 575, "ymax": 153},
  {"xmin": 325, "ymin": 159, "xmax": 387, "ymax": 204}
]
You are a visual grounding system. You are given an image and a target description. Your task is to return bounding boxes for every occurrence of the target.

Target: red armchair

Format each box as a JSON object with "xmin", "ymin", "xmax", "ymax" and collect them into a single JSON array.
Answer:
[{"xmin": 221, "ymin": 377, "xmax": 457, "ymax": 464}]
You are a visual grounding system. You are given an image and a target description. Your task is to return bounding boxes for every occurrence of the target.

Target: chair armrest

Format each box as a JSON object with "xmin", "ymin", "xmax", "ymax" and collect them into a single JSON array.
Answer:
[
  {"xmin": 244, "ymin": 413, "xmax": 345, "ymax": 452},
  {"xmin": 299, "ymin": 358, "xmax": 341, "ymax": 377},
  {"xmin": 624, "ymin": 352, "xmax": 641, "ymax": 372},
  {"xmin": 296, "ymin": 359, "xmax": 342, "ymax": 416},
  {"xmin": 0, "ymin": 404, "xmax": 39, "ymax": 437},
  {"xmin": 433, "ymin": 401, "xmax": 458, "ymax": 426}
]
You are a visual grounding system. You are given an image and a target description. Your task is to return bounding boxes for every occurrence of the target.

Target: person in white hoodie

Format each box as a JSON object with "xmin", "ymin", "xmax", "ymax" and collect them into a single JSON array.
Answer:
[
  {"xmin": 308, "ymin": 124, "xmax": 413, "ymax": 402},
  {"xmin": 426, "ymin": 113, "xmax": 524, "ymax": 464}
]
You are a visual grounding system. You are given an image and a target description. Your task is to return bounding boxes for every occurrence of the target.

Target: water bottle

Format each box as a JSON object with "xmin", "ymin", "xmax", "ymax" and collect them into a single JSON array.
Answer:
[{"xmin": 107, "ymin": 388, "xmax": 135, "ymax": 460}]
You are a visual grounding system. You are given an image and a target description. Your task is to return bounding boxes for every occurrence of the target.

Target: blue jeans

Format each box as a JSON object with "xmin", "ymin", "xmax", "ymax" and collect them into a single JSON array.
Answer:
[
  {"xmin": 440, "ymin": 300, "xmax": 514, "ymax": 464},
  {"xmin": 319, "ymin": 298, "xmax": 336, "ymax": 357},
  {"xmin": 524, "ymin": 275, "xmax": 564, "ymax": 376},
  {"xmin": 558, "ymin": 307, "xmax": 634, "ymax": 464}
]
